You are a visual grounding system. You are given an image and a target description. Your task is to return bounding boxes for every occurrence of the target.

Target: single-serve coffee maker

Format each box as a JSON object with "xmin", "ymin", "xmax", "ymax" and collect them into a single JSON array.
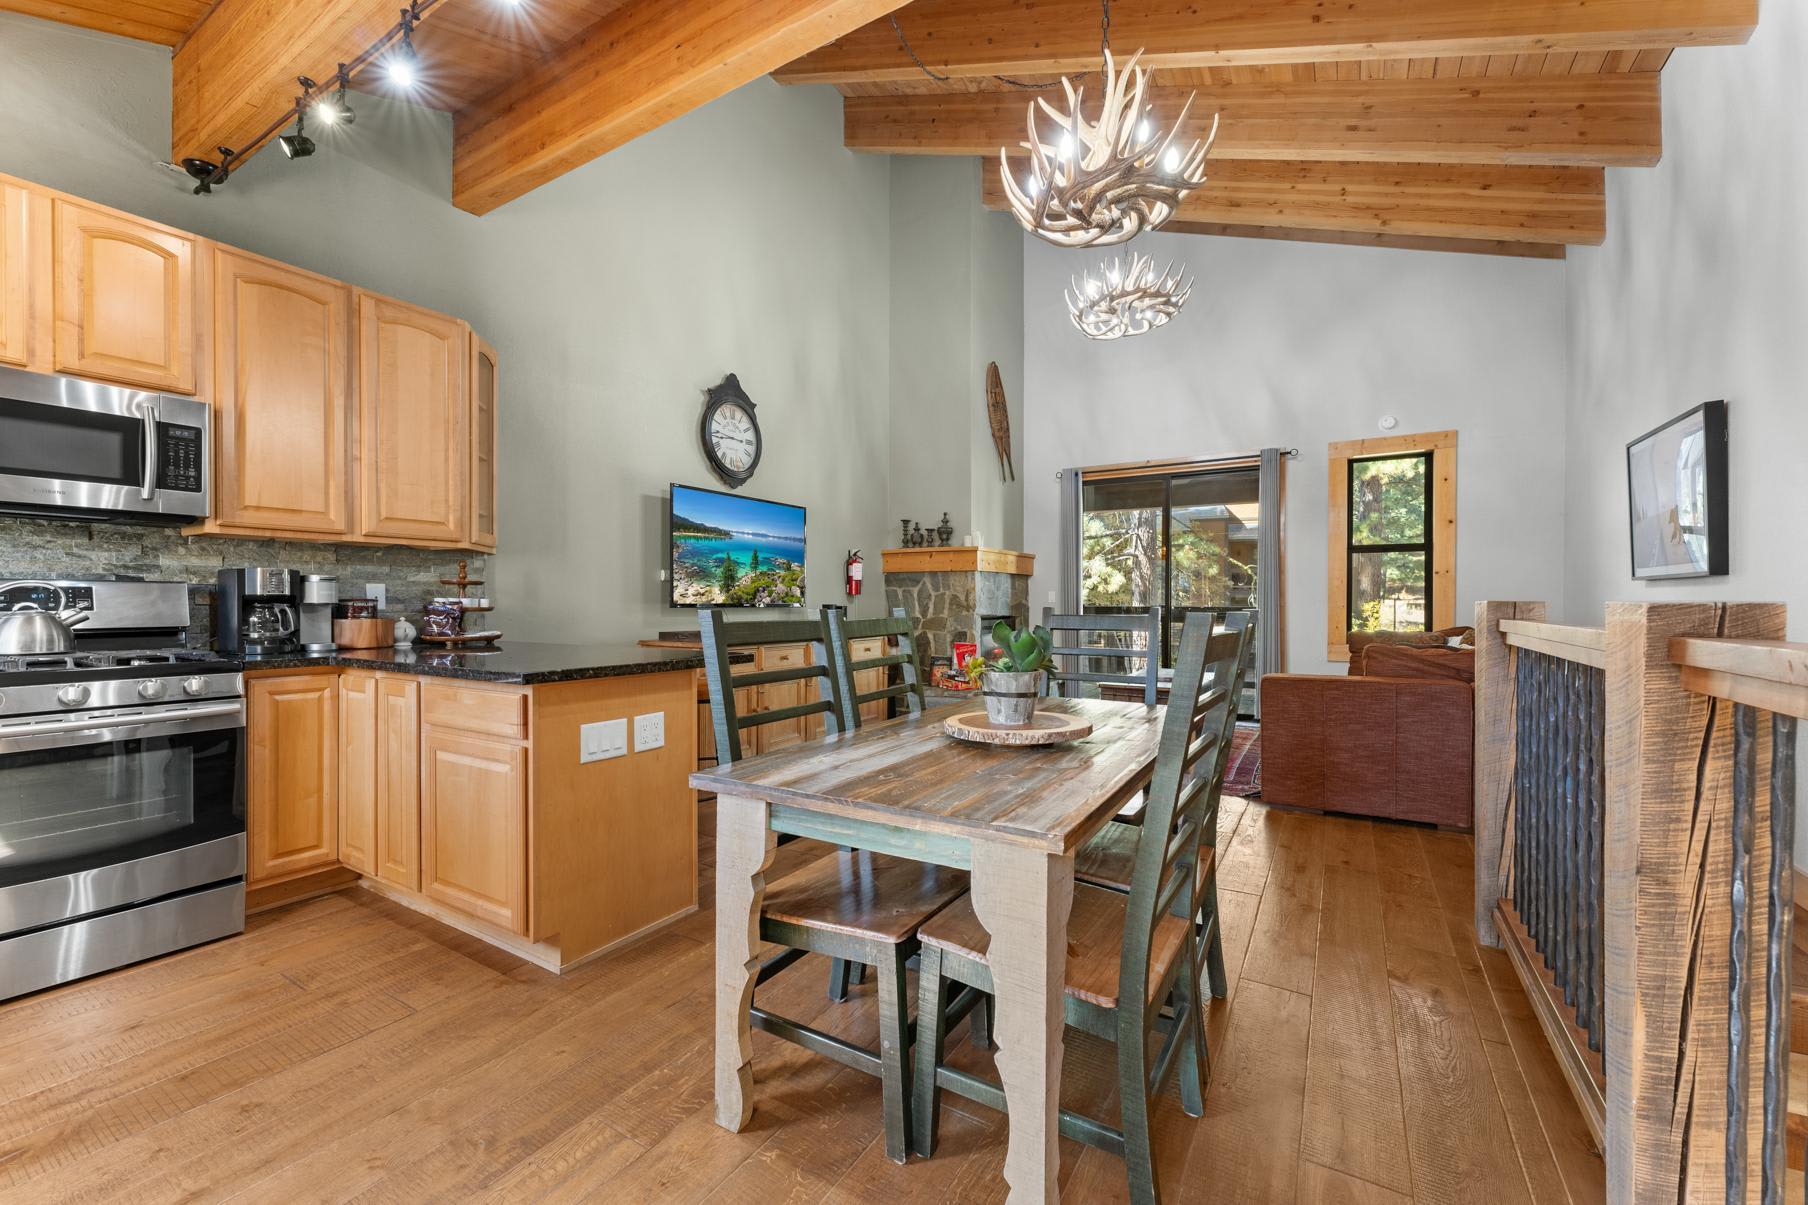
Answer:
[
  {"xmin": 297, "ymin": 574, "xmax": 338, "ymax": 653},
  {"xmin": 216, "ymin": 568, "xmax": 299, "ymax": 655}
]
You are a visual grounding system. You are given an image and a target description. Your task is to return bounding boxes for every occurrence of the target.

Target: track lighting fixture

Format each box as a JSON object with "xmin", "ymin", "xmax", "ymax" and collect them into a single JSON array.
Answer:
[
  {"xmin": 278, "ymin": 112, "xmax": 315, "ymax": 159},
  {"xmin": 315, "ymin": 71, "xmax": 356, "ymax": 126},
  {"xmin": 387, "ymin": 6, "xmax": 421, "ymax": 89}
]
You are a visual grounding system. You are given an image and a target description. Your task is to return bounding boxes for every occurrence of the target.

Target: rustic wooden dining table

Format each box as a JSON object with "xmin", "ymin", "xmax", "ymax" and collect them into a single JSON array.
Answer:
[{"xmin": 691, "ymin": 696, "xmax": 1166, "ymax": 1204}]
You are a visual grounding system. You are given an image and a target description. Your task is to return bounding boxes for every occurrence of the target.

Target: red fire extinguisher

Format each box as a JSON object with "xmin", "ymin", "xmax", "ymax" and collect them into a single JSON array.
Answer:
[{"xmin": 845, "ymin": 550, "xmax": 864, "ymax": 597}]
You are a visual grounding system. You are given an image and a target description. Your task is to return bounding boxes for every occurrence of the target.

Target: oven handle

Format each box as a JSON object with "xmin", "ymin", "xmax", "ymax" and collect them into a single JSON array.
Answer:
[
  {"xmin": 0, "ymin": 702, "xmax": 242, "ymax": 754},
  {"xmin": 140, "ymin": 404, "xmax": 160, "ymax": 501}
]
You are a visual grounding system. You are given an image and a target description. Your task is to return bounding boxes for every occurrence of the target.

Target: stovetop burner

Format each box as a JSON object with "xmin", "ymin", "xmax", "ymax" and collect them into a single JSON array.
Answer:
[{"xmin": 0, "ymin": 648, "xmax": 228, "ymax": 674}]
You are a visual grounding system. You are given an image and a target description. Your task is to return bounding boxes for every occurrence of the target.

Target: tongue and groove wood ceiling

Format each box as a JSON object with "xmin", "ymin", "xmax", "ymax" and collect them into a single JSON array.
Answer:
[{"xmin": 1, "ymin": 0, "xmax": 1758, "ymax": 256}]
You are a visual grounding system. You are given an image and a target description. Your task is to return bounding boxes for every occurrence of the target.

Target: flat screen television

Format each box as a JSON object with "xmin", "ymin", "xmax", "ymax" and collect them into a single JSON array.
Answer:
[
  {"xmin": 669, "ymin": 483, "xmax": 806, "ymax": 607},
  {"xmin": 1626, "ymin": 400, "xmax": 1728, "ymax": 580}
]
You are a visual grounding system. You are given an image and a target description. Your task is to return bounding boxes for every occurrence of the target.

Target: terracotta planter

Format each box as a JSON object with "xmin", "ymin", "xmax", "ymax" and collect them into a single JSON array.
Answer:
[{"xmin": 981, "ymin": 669, "xmax": 1043, "ymax": 726}]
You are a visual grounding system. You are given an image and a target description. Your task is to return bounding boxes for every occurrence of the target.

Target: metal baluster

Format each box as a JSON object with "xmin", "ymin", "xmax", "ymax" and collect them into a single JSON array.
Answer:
[
  {"xmin": 1553, "ymin": 656, "xmax": 1570, "ymax": 996},
  {"xmin": 1562, "ymin": 657, "xmax": 1580, "ymax": 1009},
  {"xmin": 1513, "ymin": 650, "xmax": 1528, "ymax": 917},
  {"xmin": 1728, "ymin": 702, "xmax": 1758, "ymax": 1205},
  {"xmin": 1527, "ymin": 652, "xmax": 1543, "ymax": 950},
  {"xmin": 1581, "ymin": 666, "xmax": 1601, "ymax": 1053},
  {"xmin": 1596, "ymin": 668, "xmax": 1608, "ymax": 1059},
  {"xmin": 1541, "ymin": 652, "xmax": 1556, "ymax": 963},
  {"xmin": 1763, "ymin": 714, "xmax": 1797, "ymax": 1205},
  {"xmin": 1517, "ymin": 650, "xmax": 1534, "ymax": 937}
]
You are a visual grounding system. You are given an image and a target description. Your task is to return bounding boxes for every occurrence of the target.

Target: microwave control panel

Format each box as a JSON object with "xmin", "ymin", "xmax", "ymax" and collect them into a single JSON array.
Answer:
[{"xmin": 155, "ymin": 423, "xmax": 204, "ymax": 493}]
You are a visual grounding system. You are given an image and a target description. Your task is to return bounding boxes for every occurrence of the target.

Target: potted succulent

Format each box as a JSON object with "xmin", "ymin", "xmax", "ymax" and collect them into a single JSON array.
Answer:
[{"xmin": 962, "ymin": 619, "xmax": 1053, "ymax": 726}]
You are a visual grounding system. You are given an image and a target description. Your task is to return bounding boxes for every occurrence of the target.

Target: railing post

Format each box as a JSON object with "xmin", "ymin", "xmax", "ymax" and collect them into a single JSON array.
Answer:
[
  {"xmin": 1602, "ymin": 601, "xmax": 1786, "ymax": 1205},
  {"xmin": 1474, "ymin": 599, "xmax": 1547, "ymax": 948}
]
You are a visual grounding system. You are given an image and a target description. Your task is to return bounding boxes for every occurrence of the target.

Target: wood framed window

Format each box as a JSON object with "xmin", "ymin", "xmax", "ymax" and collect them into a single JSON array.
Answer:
[{"xmin": 1326, "ymin": 430, "xmax": 1456, "ymax": 663}]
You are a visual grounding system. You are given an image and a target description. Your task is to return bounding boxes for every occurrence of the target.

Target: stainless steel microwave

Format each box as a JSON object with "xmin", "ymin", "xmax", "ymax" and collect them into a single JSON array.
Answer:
[{"xmin": 0, "ymin": 364, "xmax": 210, "ymax": 524}]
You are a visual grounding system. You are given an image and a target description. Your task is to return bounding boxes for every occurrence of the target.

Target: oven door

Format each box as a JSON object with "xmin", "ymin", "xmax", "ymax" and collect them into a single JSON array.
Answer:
[
  {"xmin": 0, "ymin": 703, "xmax": 245, "ymax": 936},
  {"xmin": 0, "ymin": 365, "xmax": 210, "ymax": 523}
]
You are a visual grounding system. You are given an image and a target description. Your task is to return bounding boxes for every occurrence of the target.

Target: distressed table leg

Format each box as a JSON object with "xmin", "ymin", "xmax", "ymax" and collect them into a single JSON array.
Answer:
[
  {"xmin": 971, "ymin": 841, "xmax": 1076, "ymax": 1204},
  {"xmin": 714, "ymin": 793, "xmax": 776, "ymax": 1132}
]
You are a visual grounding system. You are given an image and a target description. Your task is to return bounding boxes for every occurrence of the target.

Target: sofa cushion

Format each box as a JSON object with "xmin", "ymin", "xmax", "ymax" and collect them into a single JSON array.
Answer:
[
  {"xmin": 1394, "ymin": 681, "xmax": 1475, "ymax": 826},
  {"xmin": 1361, "ymin": 644, "xmax": 1476, "ymax": 683}
]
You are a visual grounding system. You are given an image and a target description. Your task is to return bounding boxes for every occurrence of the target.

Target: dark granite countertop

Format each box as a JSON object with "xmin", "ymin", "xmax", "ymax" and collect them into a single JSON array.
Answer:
[{"xmin": 234, "ymin": 640, "xmax": 746, "ymax": 685}]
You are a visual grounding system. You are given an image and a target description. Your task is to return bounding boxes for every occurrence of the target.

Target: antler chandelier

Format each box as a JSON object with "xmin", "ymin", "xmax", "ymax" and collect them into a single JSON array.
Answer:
[
  {"xmin": 999, "ymin": 49, "xmax": 1219, "ymax": 248},
  {"xmin": 1066, "ymin": 253, "xmax": 1193, "ymax": 341}
]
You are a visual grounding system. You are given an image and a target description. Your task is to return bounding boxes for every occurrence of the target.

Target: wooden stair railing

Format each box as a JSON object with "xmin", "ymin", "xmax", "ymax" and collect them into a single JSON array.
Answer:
[
  {"xmin": 1476, "ymin": 600, "xmax": 1799, "ymax": 1204},
  {"xmin": 1671, "ymin": 634, "xmax": 1805, "ymax": 1205}
]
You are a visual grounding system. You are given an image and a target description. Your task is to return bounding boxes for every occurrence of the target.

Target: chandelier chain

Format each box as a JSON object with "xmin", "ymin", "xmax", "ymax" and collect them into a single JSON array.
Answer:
[{"xmin": 888, "ymin": 0, "xmax": 1117, "ymax": 92}]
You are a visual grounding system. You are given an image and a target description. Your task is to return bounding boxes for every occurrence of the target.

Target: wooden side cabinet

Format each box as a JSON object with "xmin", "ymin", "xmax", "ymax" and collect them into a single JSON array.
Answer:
[
  {"xmin": 208, "ymin": 249, "xmax": 352, "ymax": 535},
  {"xmin": 52, "ymin": 197, "xmax": 198, "ymax": 394},
  {"xmin": 421, "ymin": 726, "xmax": 528, "ymax": 935},
  {"xmin": 469, "ymin": 332, "xmax": 499, "ymax": 552},
  {"xmin": 338, "ymin": 671, "xmax": 378, "ymax": 876},
  {"xmin": 248, "ymin": 673, "xmax": 339, "ymax": 885},
  {"xmin": 0, "ymin": 181, "xmax": 30, "ymax": 368},
  {"xmin": 358, "ymin": 291, "xmax": 468, "ymax": 545},
  {"xmin": 376, "ymin": 676, "xmax": 422, "ymax": 891}
]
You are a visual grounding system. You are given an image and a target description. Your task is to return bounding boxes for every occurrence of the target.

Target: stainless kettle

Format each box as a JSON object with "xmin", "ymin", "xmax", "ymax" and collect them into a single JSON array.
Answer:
[{"xmin": 0, "ymin": 582, "xmax": 91, "ymax": 655}]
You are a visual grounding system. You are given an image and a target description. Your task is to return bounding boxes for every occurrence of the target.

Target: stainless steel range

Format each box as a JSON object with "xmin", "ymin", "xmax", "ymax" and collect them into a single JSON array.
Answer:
[{"xmin": 0, "ymin": 578, "xmax": 245, "ymax": 1002}]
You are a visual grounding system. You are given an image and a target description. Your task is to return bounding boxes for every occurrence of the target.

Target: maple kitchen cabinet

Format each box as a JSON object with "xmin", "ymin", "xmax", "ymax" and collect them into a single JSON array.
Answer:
[
  {"xmin": 200, "ymin": 248, "xmax": 353, "ymax": 537},
  {"xmin": 358, "ymin": 291, "xmax": 469, "ymax": 545},
  {"xmin": 245, "ymin": 650, "xmax": 701, "ymax": 971},
  {"xmin": 0, "ymin": 181, "xmax": 31, "ymax": 368},
  {"xmin": 247, "ymin": 673, "xmax": 340, "ymax": 886},
  {"xmin": 51, "ymin": 197, "xmax": 201, "ymax": 394},
  {"xmin": 468, "ymin": 332, "xmax": 499, "ymax": 552}
]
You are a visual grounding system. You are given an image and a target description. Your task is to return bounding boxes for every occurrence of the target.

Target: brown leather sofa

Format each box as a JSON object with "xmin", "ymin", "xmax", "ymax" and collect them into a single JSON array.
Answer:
[{"xmin": 1259, "ymin": 637, "xmax": 1475, "ymax": 829}]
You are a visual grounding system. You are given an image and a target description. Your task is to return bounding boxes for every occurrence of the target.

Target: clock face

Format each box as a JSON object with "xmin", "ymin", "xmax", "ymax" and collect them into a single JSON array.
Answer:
[{"xmin": 707, "ymin": 400, "xmax": 759, "ymax": 478}]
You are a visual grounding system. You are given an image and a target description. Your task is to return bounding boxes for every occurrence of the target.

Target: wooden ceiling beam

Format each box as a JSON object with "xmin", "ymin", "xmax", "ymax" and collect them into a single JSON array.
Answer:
[
  {"xmin": 0, "ymin": 0, "xmax": 211, "ymax": 46},
  {"xmin": 452, "ymin": 0, "xmax": 911, "ymax": 216},
  {"xmin": 171, "ymin": 0, "xmax": 403, "ymax": 169},
  {"xmin": 777, "ymin": 0, "xmax": 1756, "ymax": 84},
  {"xmin": 981, "ymin": 159, "xmax": 1604, "ymax": 246},
  {"xmin": 846, "ymin": 74, "xmax": 1660, "ymax": 167},
  {"xmin": 1153, "ymin": 222, "xmax": 1567, "ymax": 259}
]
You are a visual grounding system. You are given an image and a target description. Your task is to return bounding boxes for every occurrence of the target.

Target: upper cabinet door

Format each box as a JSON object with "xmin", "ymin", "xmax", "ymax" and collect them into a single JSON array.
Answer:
[
  {"xmin": 469, "ymin": 332, "xmax": 499, "ymax": 552},
  {"xmin": 214, "ymin": 249, "xmax": 352, "ymax": 534},
  {"xmin": 0, "ymin": 183, "xmax": 30, "ymax": 368},
  {"xmin": 53, "ymin": 198, "xmax": 197, "ymax": 394},
  {"xmin": 358, "ymin": 292, "xmax": 467, "ymax": 544}
]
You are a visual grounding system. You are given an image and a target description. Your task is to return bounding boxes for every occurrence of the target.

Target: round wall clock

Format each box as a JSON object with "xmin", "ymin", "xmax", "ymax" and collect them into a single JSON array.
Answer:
[{"xmin": 700, "ymin": 373, "xmax": 762, "ymax": 488}]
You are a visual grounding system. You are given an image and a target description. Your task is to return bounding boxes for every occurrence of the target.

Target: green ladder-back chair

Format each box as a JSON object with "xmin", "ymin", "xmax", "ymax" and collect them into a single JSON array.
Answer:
[
  {"xmin": 911, "ymin": 612, "xmax": 1243, "ymax": 1204},
  {"xmin": 823, "ymin": 606, "xmax": 927, "ymax": 730},
  {"xmin": 696, "ymin": 608, "xmax": 968, "ymax": 1163},
  {"xmin": 1040, "ymin": 606, "xmax": 1163, "ymax": 705},
  {"xmin": 1075, "ymin": 613, "xmax": 1253, "ymax": 1006}
]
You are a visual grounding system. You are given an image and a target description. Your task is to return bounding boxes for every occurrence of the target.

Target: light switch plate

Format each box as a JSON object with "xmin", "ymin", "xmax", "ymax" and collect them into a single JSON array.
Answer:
[
  {"xmin": 365, "ymin": 583, "xmax": 388, "ymax": 611},
  {"xmin": 633, "ymin": 711, "xmax": 665, "ymax": 752},
  {"xmin": 580, "ymin": 718, "xmax": 628, "ymax": 763}
]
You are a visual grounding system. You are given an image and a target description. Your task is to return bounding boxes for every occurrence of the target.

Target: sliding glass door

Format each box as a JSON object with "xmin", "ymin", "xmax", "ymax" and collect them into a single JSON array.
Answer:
[{"xmin": 1080, "ymin": 463, "xmax": 1261, "ymax": 714}]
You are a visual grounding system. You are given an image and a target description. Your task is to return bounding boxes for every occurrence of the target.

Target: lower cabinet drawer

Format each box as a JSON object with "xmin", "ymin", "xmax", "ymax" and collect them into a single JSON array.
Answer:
[
  {"xmin": 420, "ymin": 726, "xmax": 529, "ymax": 935},
  {"xmin": 421, "ymin": 681, "xmax": 529, "ymax": 741}
]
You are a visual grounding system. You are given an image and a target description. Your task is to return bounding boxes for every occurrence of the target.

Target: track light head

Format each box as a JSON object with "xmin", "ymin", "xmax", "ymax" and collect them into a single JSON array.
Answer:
[
  {"xmin": 278, "ymin": 113, "xmax": 315, "ymax": 159},
  {"xmin": 387, "ymin": 10, "xmax": 421, "ymax": 89}
]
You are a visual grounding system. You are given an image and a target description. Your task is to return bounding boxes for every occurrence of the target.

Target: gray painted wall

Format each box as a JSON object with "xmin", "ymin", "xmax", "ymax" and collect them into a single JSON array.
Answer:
[
  {"xmin": 888, "ymin": 157, "xmax": 1024, "ymax": 552},
  {"xmin": 0, "ymin": 13, "xmax": 920, "ymax": 642},
  {"xmin": 1021, "ymin": 230, "xmax": 1570, "ymax": 676},
  {"xmin": 1561, "ymin": 6, "xmax": 1808, "ymax": 855}
]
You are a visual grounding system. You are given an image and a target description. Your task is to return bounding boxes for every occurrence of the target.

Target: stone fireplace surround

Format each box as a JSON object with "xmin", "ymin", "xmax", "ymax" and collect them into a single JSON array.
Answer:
[{"xmin": 880, "ymin": 547, "xmax": 1033, "ymax": 663}]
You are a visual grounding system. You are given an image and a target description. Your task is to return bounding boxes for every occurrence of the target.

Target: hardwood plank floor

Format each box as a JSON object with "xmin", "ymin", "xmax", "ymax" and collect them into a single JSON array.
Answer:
[{"xmin": 0, "ymin": 801, "xmax": 1604, "ymax": 1203}]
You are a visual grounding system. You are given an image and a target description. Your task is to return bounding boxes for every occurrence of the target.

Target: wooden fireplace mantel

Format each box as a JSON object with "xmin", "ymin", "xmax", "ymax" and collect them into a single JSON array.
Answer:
[{"xmin": 880, "ymin": 547, "xmax": 1035, "ymax": 576}]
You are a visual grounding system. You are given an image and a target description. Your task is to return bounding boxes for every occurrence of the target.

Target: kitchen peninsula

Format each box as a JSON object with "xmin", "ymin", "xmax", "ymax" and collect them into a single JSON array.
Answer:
[{"xmin": 243, "ymin": 642, "xmax": 722, "ymax": 971}]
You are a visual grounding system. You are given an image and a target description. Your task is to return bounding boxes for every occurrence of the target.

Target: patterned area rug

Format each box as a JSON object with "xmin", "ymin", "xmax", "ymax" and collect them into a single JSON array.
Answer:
[{"xmin": 1224, "ymin": 722, "xmax": 1261, "ymax": 798}]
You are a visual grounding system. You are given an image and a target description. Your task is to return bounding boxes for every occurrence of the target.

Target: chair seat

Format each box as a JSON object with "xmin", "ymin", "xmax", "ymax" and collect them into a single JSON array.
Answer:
[
  {"xmin": 1075, "ymin": 824, "xmax": 1216, "ymax": 894},
  {"xmin": 917, "ymin": 883, "xmax": 1191, "ymax": 1008},
  {"xmin": 763, "ymin": 850, "xmax": 969, "ymax": 944}
]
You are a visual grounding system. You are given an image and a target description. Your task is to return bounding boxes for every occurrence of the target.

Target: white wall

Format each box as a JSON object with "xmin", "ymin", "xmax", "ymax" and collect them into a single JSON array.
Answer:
[
  {"xmin": 1023, "ymin": 231, "xmax": 1570, "ymax": 676},
  {"xmin": 1561, "ymin": 6, "xmax": 1808, "ymax": 855}
]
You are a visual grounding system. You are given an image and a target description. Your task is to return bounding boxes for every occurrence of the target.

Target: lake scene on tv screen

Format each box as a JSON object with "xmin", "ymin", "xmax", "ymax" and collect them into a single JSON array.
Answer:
[{"xmin": 671, "ymin": 485, "xmax": 806, "ymax": 607}]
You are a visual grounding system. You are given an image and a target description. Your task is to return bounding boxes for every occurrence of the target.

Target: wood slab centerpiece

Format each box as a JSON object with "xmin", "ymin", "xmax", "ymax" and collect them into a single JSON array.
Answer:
[
  {"xmin": 946, "ymin": 620, "xmax": 1090, "ymax": 745},
  {"xmin": 944, "ymin": 710, "xmax": 1093, "ymax": 746}
]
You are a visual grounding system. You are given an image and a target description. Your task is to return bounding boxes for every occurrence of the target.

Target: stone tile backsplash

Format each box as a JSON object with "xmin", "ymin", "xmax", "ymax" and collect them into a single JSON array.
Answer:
[{"xmin": 0, "ymin": 517, "xmax": 488, "ymax": 647}]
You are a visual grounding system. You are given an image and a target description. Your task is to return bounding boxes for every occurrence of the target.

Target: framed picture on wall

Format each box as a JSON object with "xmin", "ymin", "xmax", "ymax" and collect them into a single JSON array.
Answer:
[{"xmin": 1625, "ymin": 400, "xmax": 1728, "ymax": 580}]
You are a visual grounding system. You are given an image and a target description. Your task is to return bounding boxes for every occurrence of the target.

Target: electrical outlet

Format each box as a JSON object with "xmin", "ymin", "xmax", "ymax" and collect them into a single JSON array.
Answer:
[
  {"xmin": 633, "ymin": 711, "xmax": 665, "ymax": 752},
  {"xmin": 579, "ymin": 718, "xmax": 628, "ymax": 764},
  {"xmin": 366, "ymin": 583, "xmax": 388, "ymax": 611}
]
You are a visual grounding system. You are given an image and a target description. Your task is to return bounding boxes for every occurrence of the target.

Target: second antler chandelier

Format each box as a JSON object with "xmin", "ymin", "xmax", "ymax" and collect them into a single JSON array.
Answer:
[{"xmin": 999, "ymin": 49, "xmax": 1219, "ymax": 249}]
